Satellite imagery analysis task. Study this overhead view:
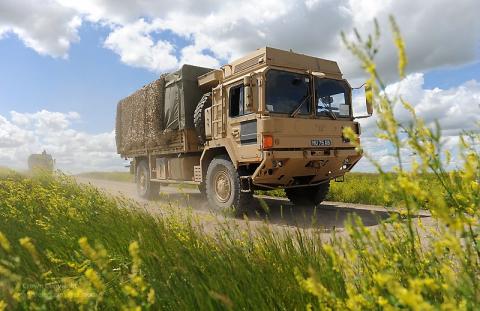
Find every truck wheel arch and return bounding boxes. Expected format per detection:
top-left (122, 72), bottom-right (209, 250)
top-left (200, 146), bottom-right (237, 181)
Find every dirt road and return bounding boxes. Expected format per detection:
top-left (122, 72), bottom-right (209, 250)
top-left (75, 177), bottom-right (432, 234)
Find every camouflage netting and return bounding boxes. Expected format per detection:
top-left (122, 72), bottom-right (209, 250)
top-left (116, 65), bottom-right (212, 155)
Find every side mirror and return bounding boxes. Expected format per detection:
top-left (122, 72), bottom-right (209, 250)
top-left (244, 76), bottom-right (253, 111)
top-left (365, 82), bottom-right (373, 115)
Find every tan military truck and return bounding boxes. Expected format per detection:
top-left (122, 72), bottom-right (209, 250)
top-left (116, 47), bottom-right (372, 212)
top-left (28, 150), bottom-right (55, 173)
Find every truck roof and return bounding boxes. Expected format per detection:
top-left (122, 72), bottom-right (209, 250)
top-left (226, 46), bottom-right (342, 78)
top-left (198, 47), bottom-right (343, 88)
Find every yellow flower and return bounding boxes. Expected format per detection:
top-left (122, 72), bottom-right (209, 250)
top-left (390, 16), bottom-right (408, 78)
top-left (147, 288), bottom-right (155, 305)
top-left (19, 237), bottom-right (40, 265)
top-left (79, 237), bottom-right (97, 260)
top-left (63, 287), bottom-right (92, 305)
top-left (12, 292), bottom-right (21, 302)
top-left (373, 273), bottom-right (392, 287)
top-left (123, 285), bottom-right (138, 297)
top-left (0, 232), bottom-right (10, 252)
top-left (85, 268), bottom-right (105, 291)
top-left (27, 290), bottom-right (35, 300)
top-left (377, 296), bottom-right (389, 307)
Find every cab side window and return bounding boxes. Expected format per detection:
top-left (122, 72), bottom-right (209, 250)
top-left (229, 84), bottom-right (245, 117)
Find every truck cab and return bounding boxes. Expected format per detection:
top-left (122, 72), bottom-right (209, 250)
top-left (195, 47), bottom-right (370, 211)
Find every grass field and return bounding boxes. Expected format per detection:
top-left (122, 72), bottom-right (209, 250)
top-left (0, 172), bottom-right (478, 309)
top-left (77, 171), bottom-right (134, 183)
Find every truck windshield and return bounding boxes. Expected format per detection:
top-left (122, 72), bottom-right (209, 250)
top-left (315, 78), bottom-right (350, 118)
top-left (265, 70), bottom-right (311, 115)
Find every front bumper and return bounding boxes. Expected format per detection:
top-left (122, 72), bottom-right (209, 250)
top-left (251, 148), bottom-right (361, 189)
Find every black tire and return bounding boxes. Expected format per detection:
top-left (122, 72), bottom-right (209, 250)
top-left (285, 182), bottom-right (330, 206)
top-left (205, 156), bottom-right (252, 215)
top-left (136, 160), bottom-right (160, 200)
top-left (194, 93), bottom-right (212, 144)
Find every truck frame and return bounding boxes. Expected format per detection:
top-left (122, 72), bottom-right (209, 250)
top-left (117, 47), bottom-right (372, 213)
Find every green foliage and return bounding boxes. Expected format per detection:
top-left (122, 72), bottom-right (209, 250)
top-left (0, 171), bottom-right (477, 310)
top-left (257, 173), bottom-right (444, 207)
top-left (77, 171), bottom-right (133, 183)
top-left (327, 173), bottom-right (444, 206)
top-left (0, 174), bottom-right (336, 309)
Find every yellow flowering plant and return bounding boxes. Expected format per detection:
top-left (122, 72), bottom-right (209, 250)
top-left (294, 16), bottom-right (479, 310)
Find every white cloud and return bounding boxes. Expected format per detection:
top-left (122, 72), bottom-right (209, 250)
top-left (0, 0), bottom-right (81, 58)
top-left (179, 45), bottom-right (220, 69)
top-left (91, 0), bottom-right (479, 77)
top-left (385, 74), bottom-right (480, 135)
top-left (340, 0), bottom-right (480, 81)
top-left (353, 74), bottom-right (480, 172)
top-left (0, 110), bottom-right (125, 173)
top-left (104, 19), bottom-right (178, 72)
top-left (10, 110), bottom-right (80, 132)
top-left (0, 115), bottom-right (32, 148)
top-left (1, 0), bottom-right (478, 75)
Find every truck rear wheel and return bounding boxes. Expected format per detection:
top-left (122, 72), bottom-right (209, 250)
top-left (205, 157), bottom-right (252, 215)
top-left (136, 160), bottom-right (160, 200)
top-left (194, 92), bottom-right (212, 144)
top-left (285, 182), bottom-right (330, 207)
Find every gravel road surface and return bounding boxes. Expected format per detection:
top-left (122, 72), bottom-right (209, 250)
top-left (75, 177), bottom-right (433, 235)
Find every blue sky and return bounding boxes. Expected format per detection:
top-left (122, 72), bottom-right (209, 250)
top-left (0, 0), bottom-right (478, 172)
top-left (0, 23), bottom-right (156, 133)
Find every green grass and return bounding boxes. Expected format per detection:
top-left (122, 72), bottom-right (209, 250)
top-left (77, 171), bottom-right (133, 183)
top-left (0, 173), bottom-right (477, 309)
top-left (256, 172), bottom-right (443, 207)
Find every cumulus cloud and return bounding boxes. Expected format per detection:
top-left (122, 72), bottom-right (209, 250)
top-left (0, 0), bottom-right (81, 58)
top-left (0, 115), bottom-right (32, 148)
top-left (0, 110), bottom-right (125, 173)
top-left (356, 73), bottom-right (480, 138)
top-left (3, 0), bottom-right (476, 76)
top-left (62, 0), bottom-right (479, 78)
top-left (352, 74), bottom-right (480, 171)
top-left (104, 19), bottom-right (178, 72)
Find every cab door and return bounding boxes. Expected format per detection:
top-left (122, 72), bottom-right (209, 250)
top-left (227, 81), bottom-right (261, 163)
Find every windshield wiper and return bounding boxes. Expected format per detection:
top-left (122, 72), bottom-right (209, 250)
top-left (290, 93), bottom-right (311, 117)
top-left (324, 104), bottom-right (337, 120)
top-left (318, 96), bottom-right (337, 120)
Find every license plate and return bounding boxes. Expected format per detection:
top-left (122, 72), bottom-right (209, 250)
top-left (311, 139), bottom-right (332, 146)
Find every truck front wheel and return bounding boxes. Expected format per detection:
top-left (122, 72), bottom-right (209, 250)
top-left (205, 157), bottom-right (252, 215)
top-left (285, 182), bottom-right (330, 207)
top-left (136, 160), bottom-right (160, 200)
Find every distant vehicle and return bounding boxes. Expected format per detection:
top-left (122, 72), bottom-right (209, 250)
top-left (28, 150), bottom-right (54, 173)
top-left (116, 47), bottom-right (372, 213)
